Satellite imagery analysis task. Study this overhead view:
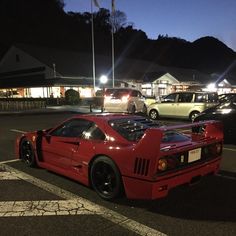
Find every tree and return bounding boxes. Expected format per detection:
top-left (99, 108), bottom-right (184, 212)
top-left (109, 10), bottom-right (130, 32)
top-left (65, 89), bottom-right (80, 105)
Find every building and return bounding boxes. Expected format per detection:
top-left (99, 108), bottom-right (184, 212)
top-left (0, 43), bottom-right (235, 98)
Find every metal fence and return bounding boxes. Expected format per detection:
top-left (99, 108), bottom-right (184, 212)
top-left (0, 99), bottom-right (46, 111)
top-left (0, 97), bottom-right (103, 111)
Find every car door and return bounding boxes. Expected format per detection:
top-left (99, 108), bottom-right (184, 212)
top-left (158, 93), bottom-right (178, 117)
top-left (176, 93), bottom-right (194, 118)
top-left (40, 118), bottom-right (93, 170)
top-left (70, 124), bottom-right (106, 179)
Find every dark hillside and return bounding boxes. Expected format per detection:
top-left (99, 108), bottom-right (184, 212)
top-left (0, 0), bottom-right (236, 81)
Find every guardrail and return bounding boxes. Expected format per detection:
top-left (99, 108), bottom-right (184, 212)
top-left (0, 97), bottom-right (103, 111)
top-left (0, 99), bottom-right (46, 111)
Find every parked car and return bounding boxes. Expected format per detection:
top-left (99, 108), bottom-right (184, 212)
top-left (104, 88), bottom-right (146, 113)
top-left (147, 91), bottom-right (218, 121)
top-left (218, 93), bottom-right (236, 103)
top-left (193, 94), bottom-right (236, 144)
top-left (144, 96), bottom-right (158, 106)
top-left (16, 113), bottom-right (223, 200)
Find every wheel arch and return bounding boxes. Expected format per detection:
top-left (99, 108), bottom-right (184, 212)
top-left (127, 101), bottom-right (136, 113)
top-left (19, 136), bottom-right (38, 167)
top-left (189, 110), bottom-right (200, 121)
top-left (149, 108), bottom-right (159, 119)
top-left (88, 154), bottom-right (122, 185)
top-left (18, 135), bottom-right (27, 159)
top-left (88, 154), bottom-right (125, 199)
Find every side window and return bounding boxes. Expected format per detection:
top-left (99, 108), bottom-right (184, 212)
top-left (137, 91), bottom-right (143, 98)
top-left (50, 119), bottom-right (93, 138)
top-left (178, 93), bottom-right (193, 103)
top-left (207, 93), bottom-right (218, 102)
top-left (195, 94), bottom-right (207, 102)
top-left (131, 90), bottom-right (138, 97)
top-left (83, 125), bottom-right (106, 141)
top-left (163, 93), bottom-right (177, 103)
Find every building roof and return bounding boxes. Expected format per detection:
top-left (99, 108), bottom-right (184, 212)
top-left (15, 44), bottom-right (214, 82)
top-left (0, 43), bottom-right (218, 87)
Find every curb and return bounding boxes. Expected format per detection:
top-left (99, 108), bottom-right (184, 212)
top-left (0, 106), bottom-right (103, 116)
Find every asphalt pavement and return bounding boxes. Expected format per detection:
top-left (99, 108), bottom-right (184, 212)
top-left (1, 105), bottom-right (236, 236)
top-left (1, 105), bottom-right (236, 176)
top-left (0, 105), bottom-right (100, 116)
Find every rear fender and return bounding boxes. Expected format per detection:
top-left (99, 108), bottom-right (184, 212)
top-left (203, 120), bottom-right (223, 140)
top-left (135, 128), bottom-right (163, 157)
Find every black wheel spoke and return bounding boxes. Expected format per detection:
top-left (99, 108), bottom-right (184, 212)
top-left (20, 139), bottom-right (36, 167)
top-left (91, 157), bottom-right (122, 200)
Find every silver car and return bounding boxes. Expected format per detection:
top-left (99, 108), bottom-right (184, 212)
top-left (147, 92), bottom-right (218, 121)
top-left (104, 88), bottom-right (146, 113)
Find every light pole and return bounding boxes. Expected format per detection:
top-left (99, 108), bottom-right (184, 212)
top-left (100, 75), bottom-right (108, 112)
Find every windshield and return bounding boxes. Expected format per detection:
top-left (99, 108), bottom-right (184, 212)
top-left (214, 95), bottom-right (236, 109)
top-left (105, 89), bottom-right (131, 99)
top-left (109, 117), bottom-right (160, 141)
top-left (109, 117), bottom-right (190, 142)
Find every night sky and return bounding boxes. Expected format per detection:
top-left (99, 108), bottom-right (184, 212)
top-left (64, 0), bottom-right (236, 52)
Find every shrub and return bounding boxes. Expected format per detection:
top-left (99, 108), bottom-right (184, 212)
top-left (65, 89), bottom-right (80, 105)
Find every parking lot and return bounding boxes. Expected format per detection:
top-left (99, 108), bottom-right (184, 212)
top-left (0, 111), bottom-right (236, 236)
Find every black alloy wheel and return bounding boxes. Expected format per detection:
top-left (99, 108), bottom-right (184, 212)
top-left (90, 156), bottom-right (123, 200)
top-left (149, 109), bottom-right (159, 120)
top-left (20, 138), bottom-right (37, 167)
top-left (128, 103), bottom-right (136, 114)
top-left (190, 111), bottom-right (200, 121)
top-left (142, 104), bottom-right (147, 114)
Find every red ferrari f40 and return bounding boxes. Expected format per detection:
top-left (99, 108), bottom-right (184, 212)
top-left (16, 114), bottom-right (223, 200)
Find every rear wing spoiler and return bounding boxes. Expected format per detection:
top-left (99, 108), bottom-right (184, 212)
top-left (160, 120), bottom-right (223, 140)
top-left (135, 120), bottom-right (223, 157)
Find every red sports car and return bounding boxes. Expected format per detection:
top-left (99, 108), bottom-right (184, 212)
top-left (16, 114), bottom-right (223, 200)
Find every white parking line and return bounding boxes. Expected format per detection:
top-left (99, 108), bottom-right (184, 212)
top-left (0, 159), bottom-right (20, 165)
top-left (223, 147), bottom-right (236, 152)
top-left (0, 171), bottom-right (20, 180)
top-left (0, 200), bottom-right (92, 217)
top-left (217, 173), bottom-right (236, 180)
top-left (0, 161), bottom-right (167, 236)
top-left (10, 129), bottom-right (26, 134)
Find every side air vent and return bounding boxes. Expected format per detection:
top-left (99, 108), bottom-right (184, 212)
top-left (134, 158), bottom-right (150, 176)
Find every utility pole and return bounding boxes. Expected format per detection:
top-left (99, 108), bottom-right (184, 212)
top-left (91, 0), bottom-right (99, 93)
top-left (111, 0), bottom-right (115, 88)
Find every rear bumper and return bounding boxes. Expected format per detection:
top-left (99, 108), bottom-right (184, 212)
top-left (104, 103), bottom-right (128, 112)
top-left (122, 157), bottom-right (221, 200)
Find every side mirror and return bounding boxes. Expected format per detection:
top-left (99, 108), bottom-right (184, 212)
top-left (37, 130), bottom-right (46, 136)
top-left (37, 130), bottom-right (51, 143)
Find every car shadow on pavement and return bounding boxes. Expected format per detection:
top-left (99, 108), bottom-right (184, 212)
top-left (115, 175), bottom-right (236, 222)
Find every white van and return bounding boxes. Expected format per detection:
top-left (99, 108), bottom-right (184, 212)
top-left (147, 91), bottom-right (218, 121)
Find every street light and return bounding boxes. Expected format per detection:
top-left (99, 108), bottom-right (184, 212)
top-left (100, 75), bottom-right (108, 112)
top-left (207, 83), bottom-right (216, 92)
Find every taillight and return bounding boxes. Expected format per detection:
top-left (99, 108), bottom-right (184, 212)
top-left (157, 156), bottom-right (180, 172)
top-left (215, 143), bottom-right (222, 154)
top-left (210, 142), bottom-right (222, 155)
top-left (157, 159), bottom-right (168, 171)
top-left (104, 95), bottom-right (110, 102)
top-left (121, 95), bottom-right (129, 102)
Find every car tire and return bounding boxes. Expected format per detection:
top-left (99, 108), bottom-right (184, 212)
top-left (90, 156), bottom-right (123, 200)
top-left (149, 109), bottom-right (159, 120)
top-left (20, 138), bottom-right (37, 167)
top-left (189, 111), bottom-right (200, 121)
top-left (128, 104), bottom-right (136, 114)
top-left (142, 104), bottom-right (147, 114)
